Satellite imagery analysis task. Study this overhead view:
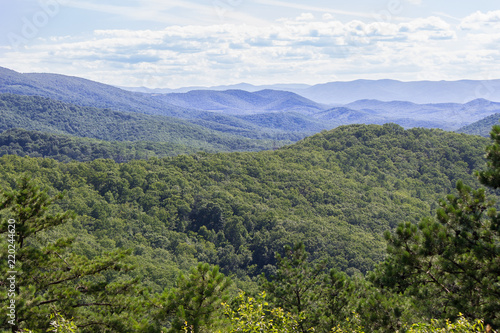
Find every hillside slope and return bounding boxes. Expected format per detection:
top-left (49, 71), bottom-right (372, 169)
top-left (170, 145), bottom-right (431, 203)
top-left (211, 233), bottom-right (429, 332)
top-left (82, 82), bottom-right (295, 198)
top-left (0, 93), bottom-right (284, 151)
top-left (153, 89), bottom-right (328, 115)
top-left (0, 128), bottom-right (208, 162)
top-left (0, 124), bottom-right (489, 292)
top-left (457, 113), bottom-right (500, 137)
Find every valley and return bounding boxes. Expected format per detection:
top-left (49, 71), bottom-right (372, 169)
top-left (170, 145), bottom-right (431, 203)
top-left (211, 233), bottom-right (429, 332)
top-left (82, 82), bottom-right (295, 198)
top-left (0, 66), bottom-right (498, 332)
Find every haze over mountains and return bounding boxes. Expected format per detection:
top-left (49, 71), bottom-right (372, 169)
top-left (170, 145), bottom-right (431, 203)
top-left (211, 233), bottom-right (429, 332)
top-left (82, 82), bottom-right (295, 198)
top-left (123, 79), bottom-right (500, 104)
top-left (1, 66), bottom-right (500, 150)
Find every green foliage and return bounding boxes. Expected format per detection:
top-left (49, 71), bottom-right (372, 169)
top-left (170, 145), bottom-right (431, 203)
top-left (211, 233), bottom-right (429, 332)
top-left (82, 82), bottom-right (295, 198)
top-left (407, 314), bottom-right (489, 333)
top-left (154, 263), bottom-right (232, 333)
top-left (330, 312), bottom-right (365, 333)
top-left (22, 312), bottom-right (78, 333)
top-left (329, 314), bottom-right (493, 333)
top-left (0, 128), bottom-right (205, 162)
top-left (0, 124), bottom-right (490, 291)
top-left (0, 177), bottom-right (141, 332)
top-left (372, 179), bottom-right (500, 326)
top-left (477, 124), bottom-right (500, 188)
top-left (372, 126), bottom-right (500, 327)
top-left (46, 313), bottom-right (78, 333)
top-left (222, 291), bottom-right (304, 333)
top-left (0, 93), bottom-right (285, 152)
top-left (0, 123), bottom-right (497, 331)
top-left (261, 242), bottom-right (325, 332)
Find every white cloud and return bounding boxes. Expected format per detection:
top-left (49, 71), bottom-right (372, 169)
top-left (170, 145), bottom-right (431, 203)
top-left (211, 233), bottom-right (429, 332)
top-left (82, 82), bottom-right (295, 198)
top-left (1, 10), bottom-right (499, 87)
top-left (400, 16), bottom-right (451, 31)
top-left (296, 13), bottom-right (315, 21)
top-left (460, 10), bottom-right (500, 30)
top-left (322, 13), bottom-right (334, 20)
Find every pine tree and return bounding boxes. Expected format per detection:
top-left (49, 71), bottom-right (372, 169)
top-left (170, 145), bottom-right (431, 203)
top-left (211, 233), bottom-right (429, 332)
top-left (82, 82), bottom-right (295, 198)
top-left (371, 126), bottom-right (500, 327)
top-left (0, 176), bottom-right (143, 332)
top-left (153, 263), bottom-right (231, 333)
top-left (261, 242), bottom-right (325, 332)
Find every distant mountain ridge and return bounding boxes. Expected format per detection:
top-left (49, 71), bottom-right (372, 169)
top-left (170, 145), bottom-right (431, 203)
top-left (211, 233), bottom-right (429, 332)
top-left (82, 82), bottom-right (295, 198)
top-left (0, 66), bottom-right (189, 116)
top-left (123, 78), bottom-right (500, 104)
top-left (343, 98), bottom-right (500, 130)
top-left (2, 66), bottom-right (500, 138)
top-left (292, 79), bottom-right (500, 104)
top-left (120, 82), bottom-right (311, 94)
top-left (152, 89), bottom-right (329, 115)
top-left (457, 113), bottom-right (500, 137)
top-left (0, 93), bottom-right (286, 151)
top-left (0, 67), bottom-right (326, 141)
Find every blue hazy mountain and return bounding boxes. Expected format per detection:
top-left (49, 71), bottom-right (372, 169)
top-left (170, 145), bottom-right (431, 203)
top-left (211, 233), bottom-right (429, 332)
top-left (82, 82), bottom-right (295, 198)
top-left (120, 82), bottom-right (311, 94)
top-left (457, 113), bottom-right (500, 137)
top-left (291, 79), bottom-right (500, 104)
top-left (123, 78), bottom-right (500, 104)
top-left (0, 66), bottom-right (194, 117)
top-left (0, 67), bottom-right (325, 140)
top-left (152, 89), bottom-right (329, 115)
top-left (2, 66), bottom-right (500, 137)
top-left (344, 98), bottom-right (500, 130)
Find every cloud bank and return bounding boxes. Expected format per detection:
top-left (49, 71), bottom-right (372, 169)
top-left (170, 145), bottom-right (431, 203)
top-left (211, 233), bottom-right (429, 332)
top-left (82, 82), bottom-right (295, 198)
top-left (1, 9), bottom-right (499, 88)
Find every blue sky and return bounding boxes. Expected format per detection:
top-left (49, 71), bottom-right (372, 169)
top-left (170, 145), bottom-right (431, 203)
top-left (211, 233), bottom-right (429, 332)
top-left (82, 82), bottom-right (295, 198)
top-left (1, 0), bottom-right (499, 88)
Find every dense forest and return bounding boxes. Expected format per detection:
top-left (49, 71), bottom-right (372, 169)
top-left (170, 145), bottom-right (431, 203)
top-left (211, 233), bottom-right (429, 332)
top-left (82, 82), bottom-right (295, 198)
top-left (0, 128), bottom-right (213, 162)
top-left (0, 123), bottom-right (498, 332)
top-left (0, 93), bottom-right (293, 152)
top-left (458, 113), bottom-right (500, 137)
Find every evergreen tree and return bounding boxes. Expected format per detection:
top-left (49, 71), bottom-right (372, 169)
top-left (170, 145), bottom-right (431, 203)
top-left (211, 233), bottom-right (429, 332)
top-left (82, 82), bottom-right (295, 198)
top-left (153, 263), bottom-right (231, 333)
top-left (261, 242), bottom-right (325, 332)
top-left (0, 177), bottom-right (142, 332)
top-left (371, 126), bottom-right (500, 327)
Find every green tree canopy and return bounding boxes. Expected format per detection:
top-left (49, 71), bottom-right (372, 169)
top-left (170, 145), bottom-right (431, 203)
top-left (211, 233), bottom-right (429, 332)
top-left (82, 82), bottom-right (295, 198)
top-left (371, 126), bottom-right (500, 327)
top-left (0, 177), bottom-right (142, 332)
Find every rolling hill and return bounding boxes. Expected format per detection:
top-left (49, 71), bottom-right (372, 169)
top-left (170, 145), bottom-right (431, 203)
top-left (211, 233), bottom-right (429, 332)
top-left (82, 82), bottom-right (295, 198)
top-left (123, 78), bottom-right (500, 104)
top-left (0, 124), bottom-right (490, 290)
top-left (0, 93), bottom-right (286, 151)
top-left (0, 128), bottom-right (209, 162)
top-left (3, 66), bottom-right (500, 139)
top-left (151, 89), bottom-right (328, 115)
top-left (457, 113), bottom-right (500, 137)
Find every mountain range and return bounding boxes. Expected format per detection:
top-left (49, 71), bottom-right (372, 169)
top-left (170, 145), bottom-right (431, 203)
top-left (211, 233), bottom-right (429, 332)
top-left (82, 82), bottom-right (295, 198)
top-left (1, 66), bottom-right (500, 149)
top-left (122, 79), bottom-right (500, 104)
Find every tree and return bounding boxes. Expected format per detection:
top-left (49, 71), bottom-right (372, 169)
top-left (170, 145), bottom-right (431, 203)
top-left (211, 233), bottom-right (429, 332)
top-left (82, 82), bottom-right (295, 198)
top-left (407, 314), bottom-right (489, 333)
top-left (154, 263), bottom-right (231, 333)
top-left (477, 124), bottom-right (500, 189)
top-left (261, 242), bottom-right (325, 332)
top-left (318, 269), bottom-right (356, 331)
top-left (371, 126), bottom-right (500, 327)
top-left (22, 312), bottom-right (78, 333)
top-left (0, 176), bottom-right (142, 332)
top-left (222, 291), bottom-right (303, 333)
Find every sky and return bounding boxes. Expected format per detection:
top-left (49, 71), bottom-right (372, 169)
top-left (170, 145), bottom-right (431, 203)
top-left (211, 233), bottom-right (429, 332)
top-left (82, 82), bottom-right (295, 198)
top-left (0, 0), bottom-right (499, 88)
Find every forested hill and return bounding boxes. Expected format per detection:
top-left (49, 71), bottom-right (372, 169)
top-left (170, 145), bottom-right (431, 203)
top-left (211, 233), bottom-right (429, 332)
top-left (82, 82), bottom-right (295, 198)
top-left (4, 67), bottom-right (500, 135)
top-left (0, 93), bottom-right (288, 151)
top-left (457, 112), bottom-right (500, 137)
top-left (0, 124), bottom-right (489, 293)
top-left (0, 66), bottom-right (191, 116)
top-left (0, 128), bottom-right (208, 162)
